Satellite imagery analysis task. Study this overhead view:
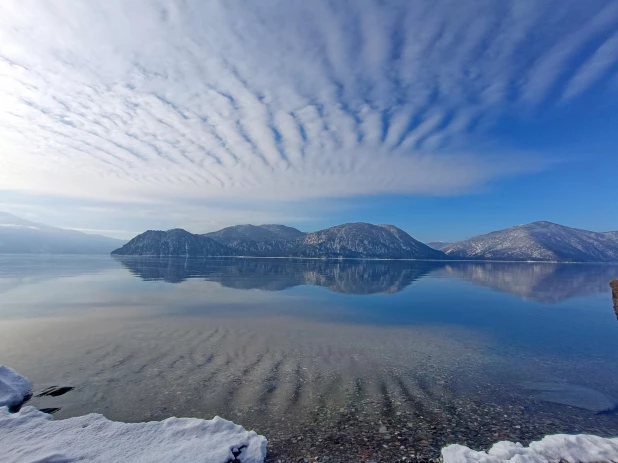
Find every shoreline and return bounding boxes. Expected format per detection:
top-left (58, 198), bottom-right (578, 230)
top-left (5, 365), bottom-right (618, 462)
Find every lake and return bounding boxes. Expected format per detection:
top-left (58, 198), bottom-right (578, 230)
top-left (1, 255), bottom-right (617, 461)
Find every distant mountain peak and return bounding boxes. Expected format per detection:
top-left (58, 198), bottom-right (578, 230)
top-left (112, 228), bottom-right (234, 257)
top-left (260, 223), bottom-right (296, 227)
top-left (0, 212), bottom-right (124, 254)
top-left (204, 224), bottom-right (303, 245)
top-left (525, 221), bottom-right (570, 228)
top-left (165, 228), bottom-right (192, 234)
top-left (0, 211), bottom-right (43, 227)
top-left (258, 224), bottom-right (305, 240)
top-left (443, 221), bottom-right (618, 262)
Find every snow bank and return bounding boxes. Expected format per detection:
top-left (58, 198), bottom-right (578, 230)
top-left (443, 434), bottom-right (618, 463)
top-left (0, 406), bottom-right (267, 463)
top-left (0, 366), bottom-right (265, 462)
top-left (0, 365), bottom-right (32, 407)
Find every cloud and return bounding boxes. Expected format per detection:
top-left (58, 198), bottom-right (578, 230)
top-left (562, 31), bottom-right (618, 101)
top-left (0, 0), bottom-right (615, 209)
top-left (520, 1), bottom-right (618, 104)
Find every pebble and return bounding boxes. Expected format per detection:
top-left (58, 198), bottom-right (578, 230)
top-left (260, 387), bottom-right (618, 463)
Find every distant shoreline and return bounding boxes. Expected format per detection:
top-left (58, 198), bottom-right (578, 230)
top-left (111, 254), bottom-right (618, 264)
top-left (2, 253), bottom-right (618, 264)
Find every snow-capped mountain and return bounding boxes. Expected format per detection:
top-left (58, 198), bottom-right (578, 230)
top-left (442, 221), bottom-right (618, 262)
top-left (111, 229), bottom-right (235, 257)
top-left (603, 231), bottom-right (618, 240)
top-left (113, 223), bottom-right (446, 259)
top-left (0, 212), bottom-right (124, 254)
top-left (292, 223), bottom-right (445, 259)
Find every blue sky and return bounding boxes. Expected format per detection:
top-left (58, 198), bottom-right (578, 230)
top-left (0, 0), bottom-right (617, 241)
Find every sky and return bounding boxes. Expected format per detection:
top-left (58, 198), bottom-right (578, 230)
top-left (1, 0), bottom-right (617, 242)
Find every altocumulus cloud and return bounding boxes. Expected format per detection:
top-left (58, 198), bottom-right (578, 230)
top-left (0, 0), bottom-right (617, 205)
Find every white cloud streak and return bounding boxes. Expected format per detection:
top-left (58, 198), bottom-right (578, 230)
top-left (562, 31), bottom-right (618, 101)
top-left (0, 0), bottom-right (616, 207)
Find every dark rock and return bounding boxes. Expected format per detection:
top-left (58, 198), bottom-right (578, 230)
top-left (609, 279), bottom-right (618, 318)
top-left (36, 386), bottom-right (74, 397)
top-left (39, 408), bottom-right (61, 414)
top-left (227, 444), bottom-right (246, 463)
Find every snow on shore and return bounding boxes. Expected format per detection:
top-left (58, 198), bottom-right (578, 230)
top-left (0, 406), bottom-right (267, 463)
top-left (443, 434), bottom-right (618, 463)
top-left (0, 365), bottom-right (32, 407)
top-left (0, 365), bottom-right (266, 462)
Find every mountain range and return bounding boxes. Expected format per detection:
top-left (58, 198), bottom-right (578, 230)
top-left (113, 222), bottom-right (446, 260)
top-left (113, 220), bottom-right (618, 262)
top-left (0, 212), bottom-right (124, 254)
top-left (2, 211), bottom-right (618, 262)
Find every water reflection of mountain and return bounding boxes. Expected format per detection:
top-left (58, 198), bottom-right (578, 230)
top-left (114, 257), bottom-right (445, 295)
top-left (441, 262), bottom-right (618, 303)
top-left (2, 255), bottom-right (616, 302)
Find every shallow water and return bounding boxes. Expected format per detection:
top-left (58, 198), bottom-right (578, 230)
top-left (1, 256), bottom-right (617, 461)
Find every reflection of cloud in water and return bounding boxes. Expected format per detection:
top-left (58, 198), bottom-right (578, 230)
top-left (441, 262), bottom-right (618, 303)
top-left (114, 256), bottom-right (444, 295)
top-left (0, 313), bottom-right (490, 436)
top-left (0, 255), bottom-right (121, 294)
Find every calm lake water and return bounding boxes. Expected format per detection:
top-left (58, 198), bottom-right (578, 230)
top-left (1, 255), bottom-right (618, 461)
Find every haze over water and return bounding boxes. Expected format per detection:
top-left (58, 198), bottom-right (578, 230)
top-left (1, 255), bottom-right (617, 461)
